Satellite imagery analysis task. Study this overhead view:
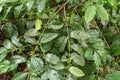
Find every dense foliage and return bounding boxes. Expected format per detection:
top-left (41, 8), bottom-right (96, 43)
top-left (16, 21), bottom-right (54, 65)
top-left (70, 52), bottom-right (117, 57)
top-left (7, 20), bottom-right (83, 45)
top-left (0, 0), bottom-right (120, 80)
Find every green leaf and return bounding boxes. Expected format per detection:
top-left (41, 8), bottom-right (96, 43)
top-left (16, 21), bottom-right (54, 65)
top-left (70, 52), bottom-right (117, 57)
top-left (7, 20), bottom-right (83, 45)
top-left (69, 66), bottom-right (85, 77)
top-left (24, 35), bottom-right (36, 44)
top-left (1, 23), bottom-right (18, 38)
top-left (0, 5), bottom-right (3, 13)
top-left (30, 57), bottom-right (43, 71)
top-left (25, 28), bottom-right (38, 37)
top-left (8, 64), bottom-right (18, 72)
top-left (85, 5), bottom-right (96, 23)
top-left (84, 48), bottom-right (93, 60)
top-left (35, 18), bottom-right (42, 30)
top-left (11, 36), bottom-right (22, 47)
top-left (0, 47), bottom-right (8, 54)
top-left (48, 24), bottom-right (63, 30)
top-left (54, 36), bottom-right (67, 53)
top-left (71, 44), bottom-right (83, 56)
top-left (10, 55), bottom-right (27, 64)
top-left (0, 54), bottom-right (7, 62)
top-left (14, 4), bottom-right (23, 18)
top-left (3, 40), bottom-right (15, 49)
top-left (41, 42), bottom-right (53, 53)
top-left (70, 30), bottom-right (90, 41)
top-left (49, 63), bottom-right (65, 70)
top-left (38, 0), bottom-right (47, 13)
top-left (93, 52), bottom-right (101, 66)
top-left (106, 71), bottom-right (120, 80)
top-left (40, 13), bottom-right (49, 19)
top-left (45, 54), bottom-right (60, 65)
top-left (71, 52), bottom-right (85, 66)
top-left (41, 69), bottom-right (61, 80)
top-left (0, 60), bottom-right (10, 74)
top-left (4, 0), bottom-right (18, 3)
top-left (12, 72), bottom-right (28, 80)
top-left (0, 6), bottom-right (12, 20)
top-left (41, 33), bottom-right (59, 43)
top-left (26, 0), bottom-right (34, 11)
top-left (96, 5), bottom-right (109, 21)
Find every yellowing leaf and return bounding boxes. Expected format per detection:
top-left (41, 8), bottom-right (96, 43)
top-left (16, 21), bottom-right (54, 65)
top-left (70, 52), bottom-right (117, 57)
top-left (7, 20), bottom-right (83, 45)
top-left (35, 18), bottom-right (42, 30)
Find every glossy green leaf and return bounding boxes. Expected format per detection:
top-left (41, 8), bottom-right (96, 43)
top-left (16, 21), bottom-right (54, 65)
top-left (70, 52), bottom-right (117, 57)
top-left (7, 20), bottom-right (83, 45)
top-left (30, 57), bottom-right (43, 71)
top-left (12, 72), bottom-right (28, 80)
top-left (25, 28), bottom-right (38, 37)
top-left (49, 63), bottom-right (65, 70)
top-left (10, 55), bottom-right (27, 64)
top-left (3, 40), bottom-right (15, 49)
top-left (45, 54), bottom-right (60, 65)
top-left (11, 36), bottom-right (22, 47)
top-left (38, 0), bottom-right (47, 13)
top-left (71, 44), bottom-right (83, 56)
top-left (24, 35), bottom-right (36, 44)
top-left (35, 18), bottom-right (42, 30)
top-left (0, 5), bottom-right (2, 13)
top-left (106, 71), bottom-right (120, 80)
top-left (0, 60), bottom-right (10, 74)
top-left (26, 0), bottom-right (34, 11)
top-left (0, 47), bottom-right (8, 54)
top-left (41, 42), bottom-right (53, 53)
top-left (14, 4), bottom-right (23, 18)
top-left (0, 54), bottom-right (7, 62)
top-left (70, 30), bottom-right (90, 41)
top-left (96, 5), bottom-right (109, 21)
top-left (71, 52), bottom-right (85, 66)
top-left (54, 36), bottom-right (67, 53)
top-left (93, 52), bottom-right (101, 66)
top-left (0, 6), bottom-right (12, 20)
top-left (85, 5), bottom-right (96, 23)
top-left (48, 24), bottom-right (63, 30)
top-left (1, 23), bottom-right (18, 38)
top-left (69, 66), bottom-right (85, 77)
top-left (41, 69), bottom-right (61, 80)
top-left (84, 48), bottom-right (93, 60)
top-left (41, 33), bottom-right (59, 43)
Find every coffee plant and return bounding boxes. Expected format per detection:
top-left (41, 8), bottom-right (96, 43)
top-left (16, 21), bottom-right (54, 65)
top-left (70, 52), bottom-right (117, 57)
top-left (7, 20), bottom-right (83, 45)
top-left (0, 0), bottom-right (120, 80)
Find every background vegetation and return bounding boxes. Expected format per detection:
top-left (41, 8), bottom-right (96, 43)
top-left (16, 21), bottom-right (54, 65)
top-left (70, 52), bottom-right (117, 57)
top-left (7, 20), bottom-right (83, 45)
top-left (0, 0), bottom-right (120, 80)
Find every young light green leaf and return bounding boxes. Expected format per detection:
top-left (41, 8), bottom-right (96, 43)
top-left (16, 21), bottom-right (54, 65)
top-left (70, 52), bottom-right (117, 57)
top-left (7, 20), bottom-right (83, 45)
top-left (85, 5), bottom-right (96, 23)
top-left (96, 5), bottom-right (109, 21)
top-left (69, 66), bottom-right (85, 77)
top-left (41, 33), bottom-right (59, 43)
top-left (45, 54), bottom-right (60, 65)
top-left (35, 18), bottom-right (42, 30)
top-left (12, 72), bottom-right (28, 80)
top-left (10, 55), bottom-right (27, 64)
top-left (93, 52), bottom-right (101, 66)
top-left (71, 44), bottom-right (83, 56)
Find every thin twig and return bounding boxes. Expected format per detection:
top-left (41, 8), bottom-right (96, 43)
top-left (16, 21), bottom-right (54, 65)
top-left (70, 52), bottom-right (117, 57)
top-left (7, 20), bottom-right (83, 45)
top-left (93, 20), bottom-right (110, 48)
